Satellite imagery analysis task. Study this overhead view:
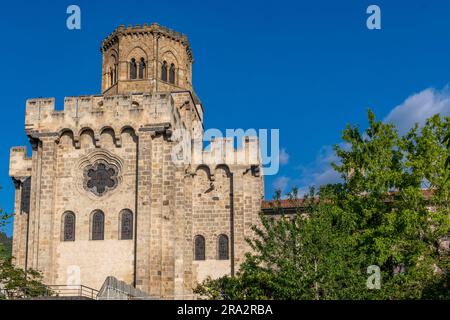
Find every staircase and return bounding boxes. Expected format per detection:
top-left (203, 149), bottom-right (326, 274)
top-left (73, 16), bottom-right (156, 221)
top-left (97, 276), bottom-right (153, 300)
top-left (2, 277), bottom-right (152, 300)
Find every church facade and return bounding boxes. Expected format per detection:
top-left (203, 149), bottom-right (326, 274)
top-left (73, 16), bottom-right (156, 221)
top-left (9, 23), bottom-right (264, 299)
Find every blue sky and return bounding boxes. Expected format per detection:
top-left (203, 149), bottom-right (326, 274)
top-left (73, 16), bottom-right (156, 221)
top-left (1, 0), bottom-right (450, 236)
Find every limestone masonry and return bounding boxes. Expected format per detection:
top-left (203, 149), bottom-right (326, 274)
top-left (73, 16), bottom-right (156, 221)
top-left (9, 23), bottom-right (264, 299)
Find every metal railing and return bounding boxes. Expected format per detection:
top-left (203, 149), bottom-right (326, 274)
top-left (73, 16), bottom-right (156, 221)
top-left (0, 285), bottom-right (99, 300)
top-left (48, 285), bottom-right (99, 300)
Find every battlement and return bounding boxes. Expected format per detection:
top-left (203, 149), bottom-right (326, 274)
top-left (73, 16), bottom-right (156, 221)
top-left (9, 147), bottom-right (32, 179)
top-left (101, 22), bottom-right (192, 61)
top-left (25, 93), bottom-right (183, 138)
top-left (194, 136), bottom-right (261, 168)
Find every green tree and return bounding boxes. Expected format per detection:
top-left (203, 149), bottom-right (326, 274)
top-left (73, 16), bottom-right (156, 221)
top-left (332, 111), bottom-right (449, 299)
top-left (197, 188), bottom-right (366, 300)
top-left (195, 111), bottom-right (449, 300)
top-left (0, 188), bottom-right (50, 300)
top-left (0, 202), bottom-right (11, 260)
top-left (0, 231), bottom-right (12, 260)
top-left (0, 258), bottom-right (50, 300)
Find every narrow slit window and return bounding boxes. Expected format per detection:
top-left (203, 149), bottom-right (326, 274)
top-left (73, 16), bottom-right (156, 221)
top-left (169, 63), bottom-right (175, 84)
top-left (139, 58), bottom-right (146, 79)
top-left (161, 61), bottom-right (168, 82)
top-left (130, 58), bottom-right (137, 80)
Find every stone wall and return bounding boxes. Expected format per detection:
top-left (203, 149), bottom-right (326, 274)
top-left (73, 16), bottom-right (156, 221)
top-left (101, 23), bottom-right (193, 95)
top-left (9, 23), bottom-right (264, 299)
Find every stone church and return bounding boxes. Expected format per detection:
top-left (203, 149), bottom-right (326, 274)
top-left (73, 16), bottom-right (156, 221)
top-left (9, 23), bottom-right (264, 299)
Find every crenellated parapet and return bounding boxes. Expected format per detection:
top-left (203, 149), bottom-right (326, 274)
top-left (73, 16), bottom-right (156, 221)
top-left (188, 136), bottom-right (262, 179)
top-left (25, 93), bottom-right (185, 145)
top-left (9, 147), bottom-right (32, 183)
top-left (101, 23), bottom-right (192, 62)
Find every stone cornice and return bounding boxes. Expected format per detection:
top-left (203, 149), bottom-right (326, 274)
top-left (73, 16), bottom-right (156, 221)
top-left (101, 23), bottom-right (193, 62)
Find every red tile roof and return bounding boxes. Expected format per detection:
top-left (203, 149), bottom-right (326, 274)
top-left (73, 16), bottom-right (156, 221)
top-left (262, 189), bottom-right (434, 209)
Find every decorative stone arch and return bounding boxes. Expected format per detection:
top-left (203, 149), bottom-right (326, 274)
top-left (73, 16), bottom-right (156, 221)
top-left (120, 126), bottom-right (138, 145)
top-left (75, 149), bottom-right (124, 200)
top-left (126, 46), bottom-right (149, 80)
top-left (195, 165), bottom-right (213, 181)
top-left (79, 127), bottom-right (96, 148)
top-left (108, 49), bottom-right (119, 64)
top-left (58, 128), bottom-right (76, 138)
top-left (214, 165), bottom-right (231, 194)
top-left (123, 44), bottom-right (151, 62)
top-left (78, 127), bottom-right (95, 138)
top-left (58, 128), bottom-right (76, 148)
top-left (215, 164), bottom-right (232, 178)
top-left (159, 47), bottom-right (180, 65)
top-left (159, 49), bottom-right (180, 83)
top-left (99, 126), bottom-right (118, 148)
top-left (194, 165), bottom-right (215, 195)
top-left (99, 125), bottom-right (117, 135)
top-left (120, 125), bottom-right (137, 135)
top-left (107, 49), bottom-right (119, 85)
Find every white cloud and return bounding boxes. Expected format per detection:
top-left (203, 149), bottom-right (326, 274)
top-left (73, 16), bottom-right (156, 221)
top-left (279, 148), bottom-right (289, 165)
top-left (384, 87), bottom-right (450, 135)
top-left (273, 176), bottom-right (291, 194)
top-left (295, 145), bottom-right (342, 195)
top-left (280, 86), bottom-right (450, 197)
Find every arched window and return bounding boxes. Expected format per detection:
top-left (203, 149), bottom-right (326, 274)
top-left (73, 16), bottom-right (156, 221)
top-left (169, 63), bottom-right (176, 84)
top-left (194, 235), bottom-right (205, 261)
top-left (218, 234), bottom-right (229, 260)
top-left (109, 68), bottom-right (114, 87)
top-left (113, 66), bottom-right (117, 84)
top-left (139, 58), bottom-right (146, 79)
top-left (91, 211), bottom-right (105, 240)
top-left (120, 210), bottom-right (133, 240)
top-left (63, 212), bottom-right (76, 242)
top-left (130, 58), bottom-right (137, 80)
top-left (161, 61), bottom-right (168, 82)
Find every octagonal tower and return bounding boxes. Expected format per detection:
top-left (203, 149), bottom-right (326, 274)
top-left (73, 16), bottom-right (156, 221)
top-left (101, 23), bottom-right (194, 96)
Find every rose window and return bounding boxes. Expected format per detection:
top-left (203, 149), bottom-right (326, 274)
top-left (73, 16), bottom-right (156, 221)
top-left (83, 161), bottom-right (118, 196)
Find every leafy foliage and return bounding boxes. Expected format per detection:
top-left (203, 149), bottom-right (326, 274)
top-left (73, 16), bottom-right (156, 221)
top-left (196, 111), bottom-right (450, 300)
top-left (0, 232), bottom-right (12, 260)
top-left (0, 258), bottom-right (50, 300)
top-left (0, 187), bottom-right (50, 300)
top-left (0, 203), bottom-right (12, 261)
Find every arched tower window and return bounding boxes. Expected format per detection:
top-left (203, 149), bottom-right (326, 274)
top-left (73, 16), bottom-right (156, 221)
top-left (113, 65), bottom-right (117, 84)
top-left (194, 235), bottom-right (206, 261)
top-left (109, 68), bottom-right (114, 87)
top-left (91, 210), bottom-right (105, 240)
top-left (120, 210), bottom-right (133, 240)
top-left (130, 58), bottom-right (137, 80)
top-left (63, 212), bottom-right (76, 242)
top-left (218, 234), bottom-right (229, 260)
top-left (169, 63), bottom-right (176, 84)
top-left (139, 58), bottom-right (146, 79)
top-left (161, 61), bottom-right (168, 82)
